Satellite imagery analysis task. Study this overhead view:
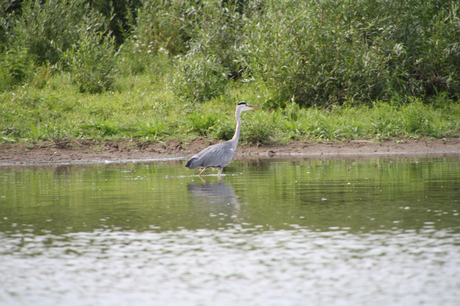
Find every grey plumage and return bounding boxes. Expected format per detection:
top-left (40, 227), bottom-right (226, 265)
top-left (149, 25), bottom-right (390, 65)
top-left (185, 102), bottom-right (260, 178)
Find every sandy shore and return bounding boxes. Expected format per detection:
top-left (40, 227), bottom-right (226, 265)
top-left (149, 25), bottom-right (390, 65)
top-left (1, 137), bottom-right (459, 166)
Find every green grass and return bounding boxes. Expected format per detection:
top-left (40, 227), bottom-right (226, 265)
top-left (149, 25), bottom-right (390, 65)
top-left (1, 70), bottom-right (459, 145)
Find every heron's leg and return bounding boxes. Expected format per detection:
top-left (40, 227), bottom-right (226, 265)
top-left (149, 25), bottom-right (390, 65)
top-left (217, 167), bottom-right (223, 181)
top-left (198, 167), bottom-right (207, 176)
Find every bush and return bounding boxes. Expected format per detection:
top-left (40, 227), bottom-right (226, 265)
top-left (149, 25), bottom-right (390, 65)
top-left (62, 31), bottom-right (118, 94)
top-left (248, 0), bottom-right (460, 107)
top-left (130, 0), bottom-right (193, 57)
top-left (3, 0), bottom-right (109, 66)
top-left (87, 0), bottom-right (143, 47)
top-left (172, 53), bottom-right (230, 102)
top-left (0, 47), bottom-right (34, 90)
top-left (170, 0), bottom-right (254, 102)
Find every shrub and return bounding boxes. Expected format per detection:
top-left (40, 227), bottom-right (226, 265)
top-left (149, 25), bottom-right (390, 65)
top-left (62, 31), bottom-right (118, 94)
top-left (172, 53), bottom-right (230, 102)
top-left (0, 47), bottom-right (34, 90)
top-left (130, 0), bottom-right (193, 57)
top-left (87, 0), bottom-right (143, 47)
top-left (3, 0), bottom-right (108, 66)
top-left (170, 0), bottom-right (254, 102)
top-left (116, 0), bottom-right (194, 76)
top-left (248, 0), bottom-right (460, 107)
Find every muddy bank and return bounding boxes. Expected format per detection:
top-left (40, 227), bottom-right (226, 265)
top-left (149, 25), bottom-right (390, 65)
top-left (1, 137), bottom-right (459, 165)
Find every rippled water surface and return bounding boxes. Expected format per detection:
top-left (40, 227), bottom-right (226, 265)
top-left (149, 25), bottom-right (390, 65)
top-left (1, 157), bottom-right (460, 305)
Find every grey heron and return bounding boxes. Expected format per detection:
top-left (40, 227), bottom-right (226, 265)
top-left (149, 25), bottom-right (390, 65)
top-left (185, 102), bottom-right (260, 178)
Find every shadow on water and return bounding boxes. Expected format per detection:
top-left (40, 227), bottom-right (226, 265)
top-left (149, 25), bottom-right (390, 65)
top-left (188, 180), bottom-right (239, 209)
top-left (188, 180), bottom-right (242, 226)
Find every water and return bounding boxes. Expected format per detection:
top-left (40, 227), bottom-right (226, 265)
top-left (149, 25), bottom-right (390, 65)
top-left (1, 157), bottom-right (459, 305)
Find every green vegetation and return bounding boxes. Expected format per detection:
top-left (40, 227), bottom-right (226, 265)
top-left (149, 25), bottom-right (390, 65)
top-left (1, 0), bottom-right (460, 145)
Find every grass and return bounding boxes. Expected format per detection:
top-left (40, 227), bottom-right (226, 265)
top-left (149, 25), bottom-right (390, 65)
top-left (1, 70), bottom-right (459, 145)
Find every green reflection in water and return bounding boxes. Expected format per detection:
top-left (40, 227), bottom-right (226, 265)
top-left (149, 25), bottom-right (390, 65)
top-left (1, 157), bottom-right (459, 236)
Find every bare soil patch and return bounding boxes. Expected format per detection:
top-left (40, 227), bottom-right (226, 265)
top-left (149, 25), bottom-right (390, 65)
top-left (1, 137), bottom-right (459, 165)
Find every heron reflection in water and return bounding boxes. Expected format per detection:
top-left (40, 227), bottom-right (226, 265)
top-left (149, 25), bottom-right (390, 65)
top-left (187, 181), bottom-right (242, 223)
top-left (186, 102), bottom-right (260, 179)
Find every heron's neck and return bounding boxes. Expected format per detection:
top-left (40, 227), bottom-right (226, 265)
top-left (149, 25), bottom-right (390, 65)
top-left (231, 109), bottom-right (242, 144)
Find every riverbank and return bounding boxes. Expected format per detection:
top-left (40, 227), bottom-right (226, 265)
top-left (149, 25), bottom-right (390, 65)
top-left (1, 137), bottom-right (459, 165)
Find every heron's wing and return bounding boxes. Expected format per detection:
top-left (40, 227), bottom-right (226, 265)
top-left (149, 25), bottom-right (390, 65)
top-left (186, 141), bottom-right (235, 169)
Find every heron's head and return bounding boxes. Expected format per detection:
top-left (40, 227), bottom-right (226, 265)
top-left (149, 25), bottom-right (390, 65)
top-left (237, 101), bottom-right (260, 112)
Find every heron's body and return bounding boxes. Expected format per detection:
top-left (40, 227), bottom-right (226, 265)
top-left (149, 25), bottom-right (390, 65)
top-left (185, 102), bottom-right (260, 178)
top-left (185, 140), bottom-right (236, 171)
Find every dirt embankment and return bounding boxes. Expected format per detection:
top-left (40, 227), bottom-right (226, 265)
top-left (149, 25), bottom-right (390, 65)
top-left (1, 137), bottom-right (459, 165)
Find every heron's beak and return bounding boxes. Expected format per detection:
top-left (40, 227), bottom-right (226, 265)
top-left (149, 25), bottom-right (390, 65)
top-left (248, 104), bottom-right (260, 109)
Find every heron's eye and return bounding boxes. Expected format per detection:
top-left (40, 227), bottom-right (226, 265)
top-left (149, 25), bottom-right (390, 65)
top-left (238, 102), bottom-right (247, 106)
